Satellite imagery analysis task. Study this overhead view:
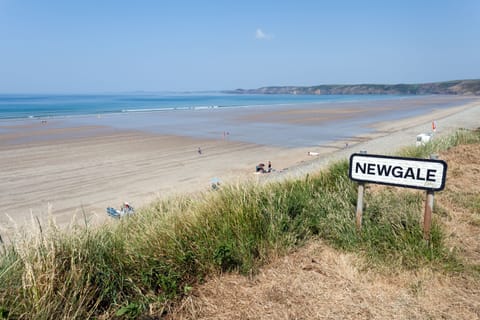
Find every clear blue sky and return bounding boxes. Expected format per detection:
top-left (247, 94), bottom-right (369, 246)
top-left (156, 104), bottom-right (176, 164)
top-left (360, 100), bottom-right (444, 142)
top-left (1, 0), bottom-right (479, 93)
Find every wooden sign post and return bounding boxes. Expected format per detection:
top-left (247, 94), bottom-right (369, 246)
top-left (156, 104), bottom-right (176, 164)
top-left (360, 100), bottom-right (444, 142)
top-left (423, 154), bottom-right (438, 241)
top-left (355, 151), bottom-right (367, 230)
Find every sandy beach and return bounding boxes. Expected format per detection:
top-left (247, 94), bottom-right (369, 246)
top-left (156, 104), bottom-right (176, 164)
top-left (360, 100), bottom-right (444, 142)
top-left (0, 96), bottom-right (479, 235)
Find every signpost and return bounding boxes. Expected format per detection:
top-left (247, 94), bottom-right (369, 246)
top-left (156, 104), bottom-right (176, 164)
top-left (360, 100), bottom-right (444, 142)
top-left (349, 152), bottom-right (447, 240)
top-left (355, 151), bottom-right (367, 230)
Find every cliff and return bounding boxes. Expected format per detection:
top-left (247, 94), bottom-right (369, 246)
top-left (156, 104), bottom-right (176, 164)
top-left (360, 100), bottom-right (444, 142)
top-left (227, 79), bottom-right (480, 96)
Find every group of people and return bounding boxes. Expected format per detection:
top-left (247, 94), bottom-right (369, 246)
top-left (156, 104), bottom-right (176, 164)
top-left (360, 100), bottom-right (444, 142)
top-left (255, 161), bottom-right (272, 173)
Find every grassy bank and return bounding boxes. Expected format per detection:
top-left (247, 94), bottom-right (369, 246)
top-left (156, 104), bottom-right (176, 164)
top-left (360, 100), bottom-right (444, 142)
top-left (1, 129), bottom-right (479, 319)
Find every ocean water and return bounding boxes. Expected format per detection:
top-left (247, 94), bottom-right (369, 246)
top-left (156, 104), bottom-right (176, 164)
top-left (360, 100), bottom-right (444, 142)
top-left (1, 93), bottom-right (475, 147)
top-left (0, 92), bottom-right (405, 120)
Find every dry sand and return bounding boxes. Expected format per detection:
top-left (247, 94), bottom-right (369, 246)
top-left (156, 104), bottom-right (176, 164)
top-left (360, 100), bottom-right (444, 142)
top-left (0, 97), bottom-right (479, 236)
top-left (0, 126), bottom-right (313, 233)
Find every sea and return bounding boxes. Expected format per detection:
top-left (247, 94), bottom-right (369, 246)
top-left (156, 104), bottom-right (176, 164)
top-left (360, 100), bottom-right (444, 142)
top-left (0, 92), bottom-right (407, 120)
top-left (0, 93), bottom-right (475, 147)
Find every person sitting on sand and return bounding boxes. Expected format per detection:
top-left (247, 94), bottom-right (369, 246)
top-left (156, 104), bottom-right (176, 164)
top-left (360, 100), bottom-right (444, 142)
top-left (256, 163), bottom-right (265, 173)
top-left (210, 177), bottom-right (221, 190)
top-left (122, 202), bottom-right (133, 213)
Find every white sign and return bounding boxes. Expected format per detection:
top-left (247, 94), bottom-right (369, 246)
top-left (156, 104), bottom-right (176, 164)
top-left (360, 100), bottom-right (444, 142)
top-left (349, 153), bottom-right (447, 191)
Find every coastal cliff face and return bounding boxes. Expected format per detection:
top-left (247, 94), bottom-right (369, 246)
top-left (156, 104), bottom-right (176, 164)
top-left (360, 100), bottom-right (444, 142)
top-left (228, 79), bottom-right (480, 95)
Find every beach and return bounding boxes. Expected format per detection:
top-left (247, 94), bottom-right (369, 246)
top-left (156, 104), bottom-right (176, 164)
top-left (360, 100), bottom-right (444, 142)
top-left (0, 95), bottom-right (479, 235)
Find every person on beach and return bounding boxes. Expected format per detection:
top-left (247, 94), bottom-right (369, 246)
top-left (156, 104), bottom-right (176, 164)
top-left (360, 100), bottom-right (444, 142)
top-left (256, 163), bottom-right (265, 173)
top-left (198, 147), bottom-right (202, 155)
top-left (122, 202), bottom-right (132, 212)
top-left (255, 162), bottom-right (272, 173)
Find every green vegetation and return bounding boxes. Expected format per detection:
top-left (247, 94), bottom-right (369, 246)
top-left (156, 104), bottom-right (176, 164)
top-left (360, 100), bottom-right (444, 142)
top-left (0, 129), bottom-right (479, 319)
top-left (399, 128), bottom-right (480, 158)
top-left (229, 79), bottom-right (480, 95)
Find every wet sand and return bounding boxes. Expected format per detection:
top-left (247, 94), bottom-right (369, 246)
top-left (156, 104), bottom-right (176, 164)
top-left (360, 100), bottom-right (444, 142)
top-left (0, 95), bottom-right (479, 235)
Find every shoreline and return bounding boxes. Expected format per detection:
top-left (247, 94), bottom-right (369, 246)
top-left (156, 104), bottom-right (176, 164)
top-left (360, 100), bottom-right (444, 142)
top-left (270, 100), bottom-right (480, 182)
top-left (2, 95), bottom-right (476, 148)
top-left (0, 93), bottom-right (458, 122)
top-left (0, 96), bottom-right (479, 236)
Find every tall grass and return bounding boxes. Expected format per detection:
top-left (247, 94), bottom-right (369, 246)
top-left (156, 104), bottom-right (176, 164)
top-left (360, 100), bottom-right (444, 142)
top-left (399, 128), bottom-right (480, 158)
top-left (0, 128), bottom-right (478, 319)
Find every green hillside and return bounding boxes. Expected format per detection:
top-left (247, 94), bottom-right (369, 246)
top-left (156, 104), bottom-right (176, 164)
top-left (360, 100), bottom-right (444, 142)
top-left (1, 129), bottom-right (479, 319)
top-left (228, 79), bottom-right (480, 95)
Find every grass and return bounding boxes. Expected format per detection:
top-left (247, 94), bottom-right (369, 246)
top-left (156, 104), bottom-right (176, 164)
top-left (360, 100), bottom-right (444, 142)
top-left (399, 127), bottom-right (480, 159)
top-left (0, 128), bottom-right (479, 319)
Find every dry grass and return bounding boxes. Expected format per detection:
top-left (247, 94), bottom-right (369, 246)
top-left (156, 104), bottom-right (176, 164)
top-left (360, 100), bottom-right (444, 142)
top-left (169, 135), bottom-right (480, 320)
top-left (171, 241), bottom-right (479, 320)
top-left (437, 143), bottom-right (480, 266)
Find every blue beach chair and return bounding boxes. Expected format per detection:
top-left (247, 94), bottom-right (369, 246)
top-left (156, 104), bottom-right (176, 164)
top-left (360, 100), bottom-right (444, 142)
top-left (106, 202), bottom-right (134, 219)
top-left (107, 207), bottom-right (122, 219)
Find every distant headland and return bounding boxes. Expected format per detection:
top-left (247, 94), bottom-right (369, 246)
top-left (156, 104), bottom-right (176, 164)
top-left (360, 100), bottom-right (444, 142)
top-left (226, 79), bottom-right (480, 96)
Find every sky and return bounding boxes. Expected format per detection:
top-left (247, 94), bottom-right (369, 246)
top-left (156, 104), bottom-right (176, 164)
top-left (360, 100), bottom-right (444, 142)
top-left (0, 0), bottom-right (479, 93)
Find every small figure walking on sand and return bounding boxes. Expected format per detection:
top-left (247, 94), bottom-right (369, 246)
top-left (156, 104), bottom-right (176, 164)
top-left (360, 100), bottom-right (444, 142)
top-left (198, 147), bottom-right (202, 155)
top-left (267, 161), bottom-right (272, 173)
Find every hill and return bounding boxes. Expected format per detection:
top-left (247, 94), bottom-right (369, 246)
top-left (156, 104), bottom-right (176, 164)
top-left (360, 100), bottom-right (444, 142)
top-left (169, 140), bottom-right (480, 319)
top-left (228, 79), bottom-right (480, 96)
top-left (1, 127), bottom-right (479, 319)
